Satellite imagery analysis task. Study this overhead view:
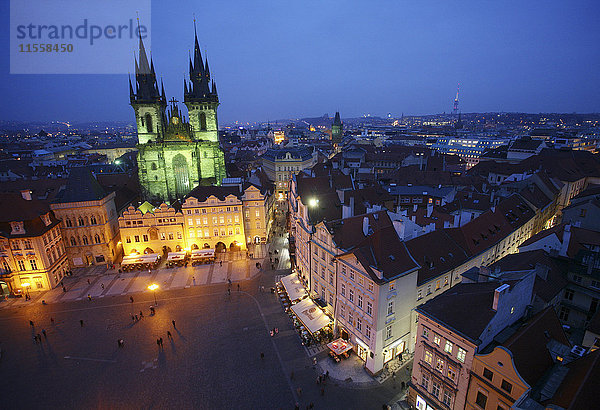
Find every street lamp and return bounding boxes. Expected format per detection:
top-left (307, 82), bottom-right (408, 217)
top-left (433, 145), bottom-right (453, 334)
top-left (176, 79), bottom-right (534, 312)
top-left (148, 283), bottom-right (159, 306)
top-left (22, 282), bottom-right (31, 299)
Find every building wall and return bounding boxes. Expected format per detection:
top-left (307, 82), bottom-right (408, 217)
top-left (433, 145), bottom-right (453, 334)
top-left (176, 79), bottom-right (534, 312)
top-left (241, 185), bottom-right (268, 245)
top-left (465, 347), bottom-right (529, 410)
top-left (182, 194), bottom-right (247, 251)
top-left (0, 224), bottom-right (68, 292)
top-left (409, 314), bottom-right (478, 410)
top-left (119, 204), bottom-right (185, 256)
top-left (51, 192), bottom-right (121, 267)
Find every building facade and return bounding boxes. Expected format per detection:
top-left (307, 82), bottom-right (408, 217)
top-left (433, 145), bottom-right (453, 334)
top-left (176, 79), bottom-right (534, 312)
top-left (0, 191), bottom-right (68, 294)
top-left (50, 168), bottom-right (121, 267)
top-left (132, 30), bottom-right (226, 202)
top-left (262, 147), bottom-right (317, 199)
top-left (118, 202), bottom-right (185, 257)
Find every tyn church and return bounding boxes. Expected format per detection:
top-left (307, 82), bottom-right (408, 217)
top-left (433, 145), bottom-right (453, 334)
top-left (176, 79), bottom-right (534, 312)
top-left (130, 29), bottom-right (226, 202)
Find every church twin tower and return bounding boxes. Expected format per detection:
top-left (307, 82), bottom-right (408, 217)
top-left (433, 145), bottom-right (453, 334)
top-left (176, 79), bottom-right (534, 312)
top-left (130, 29), bottom-right (226, 202)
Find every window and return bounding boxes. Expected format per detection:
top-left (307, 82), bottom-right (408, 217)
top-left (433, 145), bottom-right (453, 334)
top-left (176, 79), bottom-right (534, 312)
top-left (385, 325), bottom-right (393, 339)
top-left (82, 236), bottom-right (89, 245)
top-left (65, 219), bottom-right (72, 227)
top-left (559, 306), bottom-right (570, 321)
top-left (443, 390), bottom-right (452, 406)
top-left (94, 234), bottom-right (101, 244)
top-left (349, 289), bottom-right (354, 303)
top-left (457, 348), bottom-right (466, 363)
top-left (70, 237), bottom-right (77, 246)
top-left (340, 304), bottom-right (345, 319)
top-left (142, 234), bottom-right (148, 242)
top-left (90, 216), bottom-right (97, 224)
top-left (444, 340), bottom-right (453, 354)
top-left (341, 266), bottom-right (346, 276)
top-left (348, 311), bottom-right (354, 326)
top-left (328, 293), bottom-right (333, 306)
top-left (564, 289), bottom-right (574, 301)
top-left (422, 327), bottom-right (430, 339)
top-left (422, 373), bottom-right (430, 390)
top-left (357, 317), bottom-right (362, 332)
top-left (365, 326), bottom-right (371, 340)
top-left (424, 350), bottom-right (433, 365)
top-left (329, 273), bottom-right (334, 285)
top-left (367, 301), bottom-right (373, 316)
top-left (433, 335), bottom-right (441, 346)
top-left (387, 300), bottom-right (394, 316)
top-left (358, 295), bottom-right (363, 309)
top-left (483, 368), bottom-right (493, 381)
top-left (160, 233), bottom-right (166, 240)
top-left (255, 209), bottom-right (260, 217)
top-left (213, 217), bottom-right (218, 224)
top-left (30, 260), bottom-right (38, 270)
top-left (573, 275), bottom-right (582, 284)
top-left (23, 240), bottom-right (32, 249)
top-left (501, 380), bottom-right (512, 394)
top-left (368, 282), bottom-right (374, 292)
top-left (214, 229), bottom-right (219, 237)
top-left (389, 281), bottom-right (395, 291)
top-left (349, 270), bottom-right (355, 280)
top-left (432, 381), bottom-right (441, 398)
top-left (78, 217), bottom-right (84, 226)
top-left (234, 215), bottom-right (239, 223)
top-left (417, 289), bottom-right (423, 300)
top-left (177, 232), bottom-right (182, 240)
top-left (134, 235), bottom-right (140, 243)
top-left (18, 260), bottom-right (26, 271)
top-left (475, 392), bottom-right (487, 409)
top-left (435, 358), bottom-right (445, 372)
top-left (447, 364), bottom-right (456, 380)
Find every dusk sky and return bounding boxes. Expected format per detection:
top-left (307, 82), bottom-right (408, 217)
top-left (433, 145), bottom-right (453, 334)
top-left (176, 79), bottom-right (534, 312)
top-left (1, 0), bottom-right (600, 124)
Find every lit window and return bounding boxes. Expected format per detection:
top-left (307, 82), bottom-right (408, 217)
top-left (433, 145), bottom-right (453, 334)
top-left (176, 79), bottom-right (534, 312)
top-left (424, 350), bottom-right (433, 365)
top-left (444, 340), bottom-right (453, 354)
top-left (457, 348), bottom-right (466, 363)
top-left (433, 335), bottom-right (441, 346)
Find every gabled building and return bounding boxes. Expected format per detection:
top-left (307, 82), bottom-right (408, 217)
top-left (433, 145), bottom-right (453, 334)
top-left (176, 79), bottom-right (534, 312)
top-left (0, 191), bottom-right (68, 294)
top-left (408, 273), bottom-right (536, 410)
top-left (51, 167), bottom-right (121, 267)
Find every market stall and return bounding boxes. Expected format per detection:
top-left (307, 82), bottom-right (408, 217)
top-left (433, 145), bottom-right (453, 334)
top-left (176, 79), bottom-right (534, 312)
top-left (290, 297), bottom-right (331, 334)
top-left (166, 251), bottom-right (188, 267)
top-left (191, 249), bottom-right (215, 265)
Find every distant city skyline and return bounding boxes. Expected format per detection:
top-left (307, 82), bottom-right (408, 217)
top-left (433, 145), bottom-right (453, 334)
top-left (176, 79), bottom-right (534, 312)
top-left (1, 1), bottom-right (600, 123)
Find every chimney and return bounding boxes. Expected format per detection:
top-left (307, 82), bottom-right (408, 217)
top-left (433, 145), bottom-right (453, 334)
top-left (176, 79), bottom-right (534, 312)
top-left (559, 224), bottom-right (572, 257)
top-left (427, 203), bottom-right (433, 218)
top-left (349, 196), bottom-right (355, 217)
top-left (363, 216), bottom-right (370, 236)
top-left (21, 190), bottom-right (32, 201)
top-left (492, 283), bottom-right (510, 311)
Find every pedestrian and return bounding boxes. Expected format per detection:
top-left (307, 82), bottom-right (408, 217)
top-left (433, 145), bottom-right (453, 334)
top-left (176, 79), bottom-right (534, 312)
top-left (80, 319), bottom-right (84, 327)
top-left (62, 286), bottom-right (66, 293)
top-left (159, 337), bottom-right (163, 347)
top-left (260, 352), bottom-right (264, 360)
top-left (29, 320), bottom-right (34, 327)
top-left (237, 283), bottom-right (240, 292)
top-left (325, 370), bottom-right (329, 379)
top-left (131, 314), bottom-right (135, 321)
top-left (227, 288), bottom-right (231, 295)
top-left (33, 335), bottom-right (38, 343)
top-left (87, 279), bottom-right (90, 284)
top-left (50, 317), bottom-right (54, 324)
top-left (172, 320), bottom-right (176, 328)
top-left (37, 333), bottom-right (42, 341)
top-left (139, 311), bottom-right (143, 318)
top-left (167, 330), bottom-right (172, 339)
top-left (130, 296), bottom-right (134, 303)
top-left (42, 329), bottom-right (47, 338)
top-left (401, 381), bottom-right (405, 389)
top-left (296, 387), bottom-right (302, 397)
top-left (157, 338), bottom-right (161, 348)
top-left (220, 260), bottom-right (223, 267)
top-left (87, 294), bottom-right (92, 301)
top-left (135, 315), bottom-right (139, 321)
top-left (317, 376), bottom-right (321, 384)
top-left (101, 283), bottom-right (105, 290)
top-left (118, 339), bottom-right (124, 348)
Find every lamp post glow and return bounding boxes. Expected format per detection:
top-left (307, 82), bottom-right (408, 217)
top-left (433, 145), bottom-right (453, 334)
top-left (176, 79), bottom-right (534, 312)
top-left (148, 283), bottom-right (159, 306)
top-left (22, 282), bottom-right (31, 298)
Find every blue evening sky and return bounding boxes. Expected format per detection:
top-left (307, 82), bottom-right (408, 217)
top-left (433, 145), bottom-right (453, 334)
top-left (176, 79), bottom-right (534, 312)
top-left (1, 0), bottom-right (599, 123)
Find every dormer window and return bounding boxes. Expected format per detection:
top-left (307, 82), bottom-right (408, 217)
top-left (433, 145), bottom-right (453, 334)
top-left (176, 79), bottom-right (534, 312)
top-left (10, 221), bottom-right (25, 235)
top-left (41, 213), bottom-right (51, 226)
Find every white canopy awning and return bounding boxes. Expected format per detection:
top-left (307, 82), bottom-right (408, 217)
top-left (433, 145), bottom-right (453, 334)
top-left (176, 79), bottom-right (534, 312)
top-left (191, 249), bottom-right (215, 259)
top-left (280, 273), bottom-right (307, 302)
top-left (291, 298), bottom-right (331, 334)
top-left (167, 252), bottom-right (187, 261)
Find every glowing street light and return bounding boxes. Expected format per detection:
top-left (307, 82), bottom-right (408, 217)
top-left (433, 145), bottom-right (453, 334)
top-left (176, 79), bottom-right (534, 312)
top-left (148, 283), bottom-right (159, 306)
top-left (309, 198), bottom-right (319, 207)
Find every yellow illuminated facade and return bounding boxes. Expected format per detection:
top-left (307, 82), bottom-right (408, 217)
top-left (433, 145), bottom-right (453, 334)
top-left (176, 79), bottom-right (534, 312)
top-left (118, 202), bottom-right (185, 256)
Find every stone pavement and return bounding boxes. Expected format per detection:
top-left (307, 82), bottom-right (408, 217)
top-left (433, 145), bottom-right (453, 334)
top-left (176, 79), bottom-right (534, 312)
top-left (0, 257), bottom-right (261, 309)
